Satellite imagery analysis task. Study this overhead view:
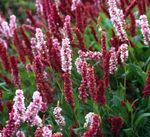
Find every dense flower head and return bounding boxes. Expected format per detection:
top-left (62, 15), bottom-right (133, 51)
top-left (2, 90), bottom-right (25, 137)
top-left (9, 15), bottom-right (17, 35)
top-left (138, 15), bottom-right (150, 45)
top-left (63, 15), bottom-right (73, 42)
top-left (42, 125), bottom-right (52, 137)
top-left (110, 116), bottom-right (123, 136)
top-left (0, 43), bottom-right (10, 72)
top-left (119, 44), bottom-right (128, 63)
top-left (0, 15), bottom-right (16, 38)
top-left (107, 0), bottom-right (128, 42)
top-left (109, 47), bottom-right (118, 74)
top-left (83, 112), bottom-right (101, 137)
top-left (60, 35), bottom-right (72, 73)
top-left (24, 91), bottom-right (43, 127)
top-left (53, 107), bottom-right (65, 127)
top-left (16, 130), bottom-right (25, 137)
top-left (52, 132), bottom-right (63, 137)
top-left (71, 0), bottom-right (81, 11)
top-left (10, 56), bottom-right (21, 88)
top-left (13, 90), bottom-right (26, 123)
top-left (86, 65), bottom-right (97, 101)
top-left (75, 58), bottom-right (89, 102)
top-left (78, 50), bottom-right (102, 60)
top-left (62, 72), bottom-right (74, 108)
top-left (96, 80), bottom-right (106, 105)
top-left (50, 38), bottom-right (62, 72)
top-left (35, 28), bottom-right (46, 50)
top-left (36, 0), bottom-right (43, 16)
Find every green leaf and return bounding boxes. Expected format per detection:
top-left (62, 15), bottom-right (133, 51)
top-left (134, 113), bottom-right (150, 129)
top-left (126, 101), bottom-right (133, 112)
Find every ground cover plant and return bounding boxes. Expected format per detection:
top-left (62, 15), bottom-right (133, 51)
top-left (0, 0), bottom-right (150, 137)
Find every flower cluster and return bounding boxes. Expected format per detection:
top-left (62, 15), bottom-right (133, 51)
top-left (75, 58), bottom-right (89, 102)
top-left (138, 15), bottom-right (150, 45)
top-left (107, 0), bottom-right (127, 42)
top-left (42, 125), bottom-right (52, 137)
top-left (35, 28), bottom-right (46, 51)
top-left (24, 91), bottom-right (43, 127)
top-left (83, 112), bottom-right (101, 137)
top-left (60, 33), bottom-right (72, 74)
top-left (0, 15), bottom-right (16, 38)
top-left (71, 0), bottom-right (81, 11)
top-left (16, 131), bottom-right (25, 137)
top-left (36, 0), bottom-right (43, 16)
top-left (109, 47), bottom-right (118, 74)
top-left (78, 50), bottom-right (102, 60)
top-left (53, 107), bottom-right (65, 127)
top-left (2, 90), bottom-right (25, 137)
top-left (110, 116), bottom-right (123, 136)
top-left (34, 125), bottom-right (63, 137)
top-left (119, 44), bottom-right (128, 63)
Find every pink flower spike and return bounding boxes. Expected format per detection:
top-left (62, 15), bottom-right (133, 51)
top-left (71, 0), bottom-right (81, 11)
top-left (119, 44), bottom-right (128, 63)
top-left (24, 91), bottom-right (43, 127)
top-left (53, 107), bottom-right (65, 127)
top-left (138, 15), bottom-right (150, 45)
top-left (107, 0), bottom-right (128, 42)
top-left (60, 35), bottom-right (72, 74)
top-left (83, 112), bottom-right (101, 137)
top-left (16, 130), bottom-right (25, 137)
top-left (109, 48), bottom-right (118, 74)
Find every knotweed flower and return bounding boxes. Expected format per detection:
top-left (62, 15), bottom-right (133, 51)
top-left (16, 131), bottom-right (25, 137)
top-left (71, 0), bottom-right (81, 11)
top-left (13, 90), bottom-right (26, 123)
top-left (9, 15), bottom-right (17, 36)
top-left (13, 30), bottom-right (26, 63)
top-left (101, 31), bottom-right (110, 87)
top-left (0, 15), bottom-right (16, 38)
top-left (35, 125), bottom-right (62, 137)
top-left (34, 125), bottom-right (52, 137)
top-left (75, 58), bottom-right (88, 102)
top-left (0, 43), bottom-right (10, 72)
top-left (42, 126), bottom-right (52, 137)
top-left (86, 65), bottom-right (97, 101)
top-left (107, 0), bottom-right (128, 42)
top-left (36, 0), bottom-right (43, 16)
top-left (64, 15), bottom-right (73, 42)
top-left (143, 70), bottom-right (150, 97)
top-left (83, 112), bottom-right (101, 137)
top-left (54, 0), bottom-right (60, 12)
top-left (10, 56), bottom-right (21, 89)
top-left (24, 91), bottom-right (43, 127)
top-left (78, 50), bottom-right (102, 60)
top-left (110, 116), bottom-right (123, 136)
top-left (62, 72), bottom-right (74, 108)
top-left (138, 15), bottom-right (150, 45)
top-left (32, 55), bottom-right (54, 103)
top-left (109, 48), bottom-right (118, 74)
top-left (50, 38), bottom-right (62, 72)
top-left (52, 132), bottom-right (63, 137)
top-left (60, 31), bottom-right (72, 74)
top-left (0, 38), bottom-right (7, 48)
top-left (35, 28), bottom-right (46, 50)
top-left (119, 44), bottom-right (128, 63)
top-left (96, 80), bottom-right (106, 105)
top-left (53, 107), bottom-right (65, 127)
top-left (2, 90), bottom-right (25, 137)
